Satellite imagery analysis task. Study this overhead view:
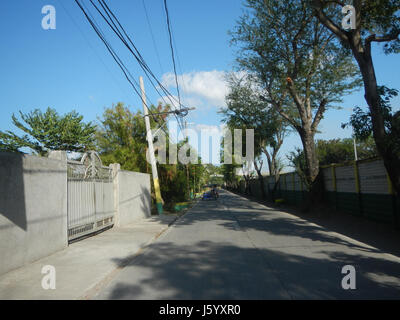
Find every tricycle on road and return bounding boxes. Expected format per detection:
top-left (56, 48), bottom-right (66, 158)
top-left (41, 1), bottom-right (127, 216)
top-left (202, 186), bottom-right (219, 200)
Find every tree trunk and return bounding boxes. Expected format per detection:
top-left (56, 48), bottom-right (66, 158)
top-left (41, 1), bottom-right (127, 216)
top-left (255, 168), bottom-right (267, 199)
top-left (245, 176), bottom-right (252, 195)
top-left (262, 147), bottom-right (276, 201)
top-left (298, 129), bottom-right (324, 212)
top-left (352, 50), bottom-right (400, 199)
top-left (300, 129), bottom-right (319, 189)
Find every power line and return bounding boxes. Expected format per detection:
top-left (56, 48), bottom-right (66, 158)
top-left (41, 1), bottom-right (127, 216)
top-left (94, 0), bottom-right (183, 111)
top-left (163, 0), bottom-right (182, 110)
top-left (90, 0), bottom-right (186, 131)
top-left (74, 0), bottom-right (169, 135)
top-left (161, 0), bottom-right (186, 131)
top-left (142, 0), bottom-right (164, 75)
top-left (56, 0), bottom-right (131, 103)
top-left (169, 18), bottom-right (189, 127)
top-left (172, 31), bottom-right (188, 99)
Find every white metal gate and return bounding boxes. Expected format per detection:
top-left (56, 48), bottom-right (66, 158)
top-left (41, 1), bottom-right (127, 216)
top-left (67, 151), bottom-right (114, 241)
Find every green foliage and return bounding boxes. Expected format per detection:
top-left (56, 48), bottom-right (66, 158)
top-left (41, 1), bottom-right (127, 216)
top-left (288, 138), bottom-right (379, 170)
top-left (96, 102), bottom-right (148, 172)
top-left (220, 73), bottom-right (288, 175)
top-left (230, 0), bottom-right (361, 119)
top-left (311, 0), bottom-right (400, 54)
top-left (221, 153), bottom-right (243, 189)
top-left (230, 0), bottom-right (362, 186)
top-left (311, 0), bottom-right (400, 195)
top-left (317, 138), bottom-right (378, 165)
top-left (159, 163), bottom-right (188, 207)
top-left (96, 102), bottom-right (209, 207)
top-left (287, 147), bottom-right (308, 181)
top-left (0, 108), bottom-right (96, 156)
top-left (204, 164), bottom-right (224, 186)
top-left (363, 0), bottom-right (400, 54)
top-left (342, 86), bottom-right (400, 157)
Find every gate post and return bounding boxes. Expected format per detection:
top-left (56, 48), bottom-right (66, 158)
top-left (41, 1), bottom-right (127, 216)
top-left (48, 150), bottom-right (67, 162)
top-left (111, 163), bottom-right (120, 227)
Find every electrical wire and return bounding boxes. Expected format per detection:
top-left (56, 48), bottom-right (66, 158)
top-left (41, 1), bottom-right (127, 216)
top-left (56, 0), bottom-right (131, 102)
top-left (142, 0), bottom-right (164, 76)
top-left (94, 0), bottom-right (184, 111)
top-left (74, 0), bottom-right (169, 135)
top-left (91, 0), bottom-right (185, 131)
top-left (163, 0), bottom-right (182, 110)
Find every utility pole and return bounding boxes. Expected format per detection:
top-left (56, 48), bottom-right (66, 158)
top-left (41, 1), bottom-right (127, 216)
top-left (184, 120), bottom-right (190, 200)
top-left (353, 137), bottom-right (358, 161)
top-left (193, 164), bottom-right (196, 195)
top-left (140, 76), bottom-right (163, 215)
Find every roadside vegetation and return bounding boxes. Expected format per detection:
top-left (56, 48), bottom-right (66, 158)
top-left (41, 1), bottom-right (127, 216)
top-left (0, 102), bottom-right (219, 212)
top-left (223, 0), bottom-right (399, 208)
top-left (1, 0), bottom-right (398, 211)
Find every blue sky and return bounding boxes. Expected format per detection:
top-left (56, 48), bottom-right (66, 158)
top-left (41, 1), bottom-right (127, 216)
top-left (0, 0), bottom-right (399, 171)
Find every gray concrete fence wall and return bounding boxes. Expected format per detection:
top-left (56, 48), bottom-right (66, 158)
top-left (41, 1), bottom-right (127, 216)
top-left (232, 158), bottom-right (398, 225)
top-left (112, 164), bottom-right (151, 227)
top-left (0, 152), bottom-right (68, 276)
top-left (0, 152), bottom-right (152, 277)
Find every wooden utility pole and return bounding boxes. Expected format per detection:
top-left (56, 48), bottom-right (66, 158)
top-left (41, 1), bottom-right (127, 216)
top-left (353, 138), bottom-right (358, 161)
top-left (193, 165), bottom-right (196, 193)
top-left (185, 120), bottom-right (190, 199)
top-left (140, 76), bottom-right (163, 215)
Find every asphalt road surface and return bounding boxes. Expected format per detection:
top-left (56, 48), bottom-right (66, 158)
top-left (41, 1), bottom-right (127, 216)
top-left (95, 190), bottom-right (400, 299)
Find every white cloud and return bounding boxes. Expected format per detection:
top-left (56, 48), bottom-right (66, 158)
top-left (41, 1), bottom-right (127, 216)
top-left (194, 124), bottom-right (221, 132)
top-left (161, 70), bottom-right (229, 109)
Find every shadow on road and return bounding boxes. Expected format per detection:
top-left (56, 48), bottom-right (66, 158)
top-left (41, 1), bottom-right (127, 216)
top-left (107, 239), bottom-right (400, 299)
top-left (228, 189), bottom-right (400, 258)
top-left (99, 191), bottom-right (400, 299)
top-left (172, 191), bottom-right (394, 256)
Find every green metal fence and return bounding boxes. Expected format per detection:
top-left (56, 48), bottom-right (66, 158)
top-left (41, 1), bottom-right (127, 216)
top-left (234, 158), bottom-right (399, 226)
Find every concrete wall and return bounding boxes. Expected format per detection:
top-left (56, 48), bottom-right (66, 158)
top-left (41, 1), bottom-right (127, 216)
top-left (112, 164), bottom-right (151, 227)
top-left (0, 152), bottom-right (68, 276)
top-left (232, 158), bottom-right (399, 225)
top-left (0, 152), bottom-right (151, 276)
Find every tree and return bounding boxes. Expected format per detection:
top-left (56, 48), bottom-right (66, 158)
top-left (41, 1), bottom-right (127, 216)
top-left (221, 157), bottom-right (242, 191)
top-left (230, 0), bottom-right (361, 195)
top-left (0, 107), bottom-right (96, 156)
top-left (220, 73), bottom-right (288, 198)
top-left (96, 102), bottom-right (207, 207)
top-left (288, 138), bottom-right (379, 169)
top-left (317, 138), bottom-right (378, 164)
top-left (96, 102), bottom-right (148, 172)
top-left (241, 160), bottom-right (256, 195)
top-left (311, 0), bottom-right (400, 195)
top-left (287, 147), bottom-right (308, 182)
top-left (203, 164), bottom-right (224, 187)
top-left (342, 86), bottom-right (400, 158)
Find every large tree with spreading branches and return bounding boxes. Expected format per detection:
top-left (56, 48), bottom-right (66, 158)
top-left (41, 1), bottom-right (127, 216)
top-left (311, 0), bottom-right (400, 196)
top-left (221, 73), bottom-right (287, 198)
top-left (230, 0), bottom-right (361, 198)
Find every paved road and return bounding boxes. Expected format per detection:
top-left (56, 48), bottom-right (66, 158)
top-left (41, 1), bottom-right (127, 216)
top-left (95, 190), bottom-right (400, 299)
